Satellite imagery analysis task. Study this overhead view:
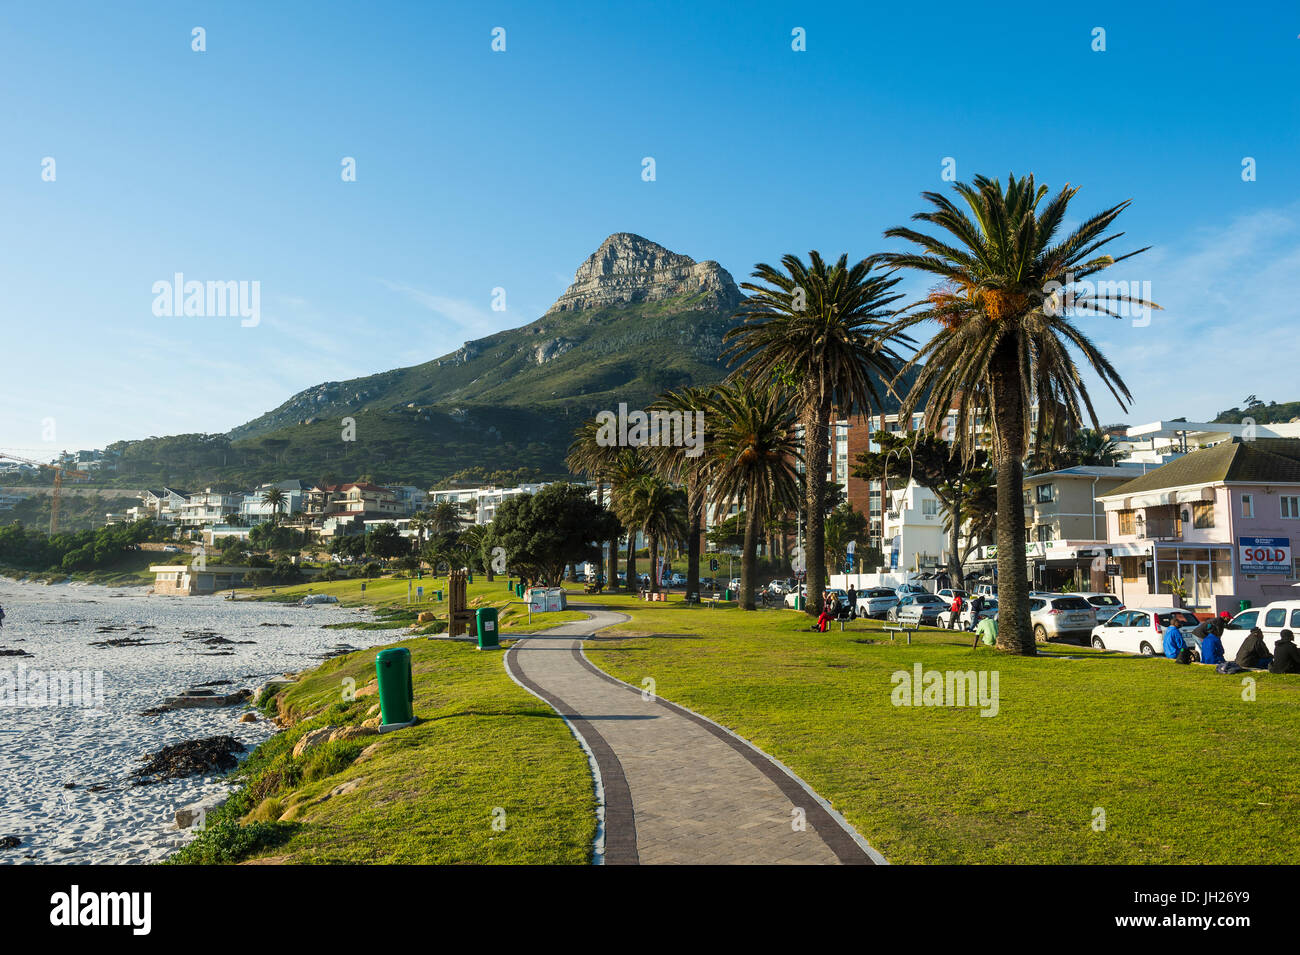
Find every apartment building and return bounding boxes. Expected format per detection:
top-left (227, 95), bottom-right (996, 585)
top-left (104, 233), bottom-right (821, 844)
top-left (1098, 437), bottom-right (1300, 614)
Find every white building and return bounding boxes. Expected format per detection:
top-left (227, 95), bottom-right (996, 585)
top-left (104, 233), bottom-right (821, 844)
top-left (430, 483), bottom-right (549, 524)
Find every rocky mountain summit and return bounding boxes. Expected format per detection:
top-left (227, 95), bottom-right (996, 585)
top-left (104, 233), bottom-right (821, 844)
top-left (546, 233), bottom-right (743, 315)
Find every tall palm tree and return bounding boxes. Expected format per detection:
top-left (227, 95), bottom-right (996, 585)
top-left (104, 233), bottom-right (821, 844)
top-left (606, 449), bottom-right (650, 589)
top-left (613, 475), bottom-right (687, 595)
top-left (701, 380), bottom-right (801, 610)
top-left (427, 501), bottom-right (463, 536)
top-left (723, 253), bottom-right (907, 616)
top-left (261, 487), bottom-right (286, 525)
top-left (647, 385), bottom-right (714, 602)
top-left (567, 418), bottom-right (626, 589)
top-left (881, 173), bottom-right (1155, 654)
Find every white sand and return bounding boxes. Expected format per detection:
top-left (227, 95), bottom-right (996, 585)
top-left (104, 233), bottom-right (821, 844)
top-left (0, 578), bottom-right (404, 864)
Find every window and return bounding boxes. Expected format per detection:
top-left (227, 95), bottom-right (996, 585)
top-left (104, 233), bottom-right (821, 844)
top-left (1130, 612), bottom-right (1151, 628)
top-left (1241, 494), bottom-right (1254, 519)
top-left (1282, 496), bottom-right (1300, 519)
top-left (1036, 484), bottom-right (1054, 503)
top-left (1036, 525), bottom-right (1055, 542)
top-left (1228, 611), bottom-right (1258, 630)
top-left (1192, 502), bottom-right (1215, 528)
top-left (922, 499), bottom-right (938, 517)
top-left (1265, 608), bottom-right (1287, 628)
top-left (1028, 599), bottom-right (1045, 612)
top-left (1107, 611), bottom-right (1129, 627)
top-left (1291, 609), bottom-right (1300, 628)
top-left (1117, 510), bottom-right (1137, 536)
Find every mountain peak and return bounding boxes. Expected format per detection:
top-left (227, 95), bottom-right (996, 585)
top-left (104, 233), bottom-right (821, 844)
top-left (546, 233), bottom-right (742, 314)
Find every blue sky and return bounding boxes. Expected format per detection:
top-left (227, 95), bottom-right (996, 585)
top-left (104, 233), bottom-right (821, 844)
top-left (2, 0), bottom-right (1297, 454)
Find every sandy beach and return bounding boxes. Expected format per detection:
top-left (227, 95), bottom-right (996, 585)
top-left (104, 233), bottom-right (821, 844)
top-left (0, 578), bottom-right (402, 864)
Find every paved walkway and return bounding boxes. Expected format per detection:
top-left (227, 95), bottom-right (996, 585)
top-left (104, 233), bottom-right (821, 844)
top-left (504, 607), bottom-right (881, 865)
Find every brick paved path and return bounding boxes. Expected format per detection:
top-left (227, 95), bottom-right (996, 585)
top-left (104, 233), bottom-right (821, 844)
top-left (504, 607), bottom-right (882, 865)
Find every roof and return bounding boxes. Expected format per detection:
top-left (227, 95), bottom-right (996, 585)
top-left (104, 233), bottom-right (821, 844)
top-left (1103, 438), bottom-right (1300, 498)
top-left (1025, 465), bottom-right (1151, 481)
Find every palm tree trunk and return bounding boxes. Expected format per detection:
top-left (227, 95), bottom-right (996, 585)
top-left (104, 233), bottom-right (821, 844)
top-left (625, 528), bottom-right (637, 591)
top-left (649, 534), bottom-right (660, 595)
top-left (947, 484), bottom-right (963, 589)
top-left (801, 400), bottom-right (829, 616)
top-left (741, 506), bottom-right (758, 611)
top-left (991, 345), bottom-right (1034, 654)
top-left (686, 477), bottom-right (702, 602)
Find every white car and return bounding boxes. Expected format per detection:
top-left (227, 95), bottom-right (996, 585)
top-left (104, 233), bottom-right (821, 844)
top-left (1089, 606), bottom-right (1199, 655)
top-left (1073, 591), bottom-right (1126, 623)
top-left (854, 587), bottom-right (900, 619)
top-left (1222, 600), bottom-right (1300, 658)
top-left (934, 588), bottom-right (969, 603)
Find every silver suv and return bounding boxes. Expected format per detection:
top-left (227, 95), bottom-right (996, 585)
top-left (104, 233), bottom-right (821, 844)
top-left (1028, 593), bottom-right (1097, 644)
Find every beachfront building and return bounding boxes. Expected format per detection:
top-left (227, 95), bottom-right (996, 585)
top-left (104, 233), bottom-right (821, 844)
top-left (383, 485), bottom-right (428, 517)
top-left (175, 489), bottom-right (244, 529)
top-left (127, 488), bottom-right (189, 524)
top-left (149, 563), bottom-right (253, 595)
top-left (429, 483), bottom-right (549, 524)
top-left (239, 480), bottom-right (310, 524)
top-left (1116, 419), bottom-right (1300, 464)
top-left (1097, 437), bottom-right (1300, 615)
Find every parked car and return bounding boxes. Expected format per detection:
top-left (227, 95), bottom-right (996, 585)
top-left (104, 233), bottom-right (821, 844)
top-left (767, 578), bottom-right (796, 595)
top-left (161, 545), bottom-right (181, 553)
top-left (935, 588), bottom-right (970, 603)
top-left (1089, 607), bottom-right (1200, 655)
top-left (1027, 593), bottom-right (1098, 644)
top-left (669, 572), bottom-right (686, 587)
top-left (895, 583), bottom-right (929, 600)
top-left (1074, 591), bottom-right (1125, 623)
top-left (727, 577), bottom-right (742, 591)
top-left (937, 597), bottom-right (998, 630)
top-left (891, 593), bottom-right (947, 626)
top-left (700, 576), bottom-right (717, 590)
top-left (784, 587), bottom-right (806, 608)
top-left (973, 583), bottom-right (998, 598)
top-left (1222, 600), bottom-right (1300, 658)
top-left (854, 587), bottom-right (900, 619)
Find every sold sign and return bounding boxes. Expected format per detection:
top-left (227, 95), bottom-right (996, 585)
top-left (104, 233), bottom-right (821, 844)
top-left (1239, 536), bottom-right (1291, 574)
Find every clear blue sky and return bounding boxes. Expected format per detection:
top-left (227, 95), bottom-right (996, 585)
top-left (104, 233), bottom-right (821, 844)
top-left (2, 0), bottom-right (1297, 455)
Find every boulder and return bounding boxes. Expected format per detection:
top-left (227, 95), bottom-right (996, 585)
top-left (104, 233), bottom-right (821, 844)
top-left (361, 716), bottom-right (381, 729)
top-left (239, 712), bottom-right (257, 723)
top-left (292, 726), bottom-right (338, 759)
top-left (354, 682), bottom-right (377, 698)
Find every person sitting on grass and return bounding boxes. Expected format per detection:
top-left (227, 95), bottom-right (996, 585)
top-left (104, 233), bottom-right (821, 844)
top-left (1235, 627), bottom-right (1272, 669)
top-left (1162, 619), bottom-right (1191, 663)
top-left (1268, 629), bottom-right (1300, 674)
top-left (1199, 620), bottom-right (1227, 666)
top-left (974, 614), bottom-right (997, 647)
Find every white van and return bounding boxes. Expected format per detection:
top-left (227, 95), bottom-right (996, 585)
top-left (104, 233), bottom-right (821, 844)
top-left (1223, 600), bottom-right (1300, 658)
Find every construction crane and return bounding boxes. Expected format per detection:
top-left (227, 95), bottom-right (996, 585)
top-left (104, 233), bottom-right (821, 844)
top-left (0, 451), bottom-right (92, 535)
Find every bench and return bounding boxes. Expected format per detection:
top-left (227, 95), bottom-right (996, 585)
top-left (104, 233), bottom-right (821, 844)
top-left (884, 625), bottom-right (916, 645)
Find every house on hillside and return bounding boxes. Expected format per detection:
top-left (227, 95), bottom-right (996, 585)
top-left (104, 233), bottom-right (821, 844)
top-left (1097, 438), bottom-right (1300, 614)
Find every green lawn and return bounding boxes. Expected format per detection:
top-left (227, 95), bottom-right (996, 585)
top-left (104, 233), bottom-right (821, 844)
top-left (243, 574), bottom-right (585, 633)
top-left (581, 597), bottom-right (1300, 865)
top-left (172, 632), bottom-right (595, 864)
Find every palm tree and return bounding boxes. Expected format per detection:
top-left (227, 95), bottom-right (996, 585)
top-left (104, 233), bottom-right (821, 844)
top-left (1068, 428), bottom-right (1123, 466)
top-left (427, 501), bottom-right (463, 536)
top-left (606, 449), bottom-right (650, 589)
top-left (700, 380), bottom-right (801, 610)
top-left (881, 173), bottom-right (1155, 654)
top-left (261, 487), bottom-right (286, 525)
top-left (723, 253), bottom-right (907, 616)
top-left (567, 418), bottom-right (627, 589)
top-left (613, 475), bottom-right (687, 595)
top-left (647, 385), bottom-right (714, 602)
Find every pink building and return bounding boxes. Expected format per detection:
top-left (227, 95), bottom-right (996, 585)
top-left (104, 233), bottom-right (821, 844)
top-left (1097, 438), bottom-right (1300, 615)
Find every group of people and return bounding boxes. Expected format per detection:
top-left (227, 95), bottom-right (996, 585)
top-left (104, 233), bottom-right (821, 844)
top-left (947, 593), bottom-right (988, 630)
top-left (1161, 612), bottom-right (1300, 674)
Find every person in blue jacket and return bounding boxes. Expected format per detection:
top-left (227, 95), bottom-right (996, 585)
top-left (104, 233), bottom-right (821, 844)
top-left (1199, 623), bottom-right (1226, 665)
top-left (1163, 620), bottom-right (1189, 662)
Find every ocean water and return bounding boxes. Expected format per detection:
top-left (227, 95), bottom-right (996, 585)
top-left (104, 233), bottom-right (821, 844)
top-left (0, 578), bottom-right (402, 864)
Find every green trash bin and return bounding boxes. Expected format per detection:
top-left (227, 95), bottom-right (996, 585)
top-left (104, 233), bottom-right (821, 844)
top-left (475, 607), bottom-right (500, 650)
top-left (516, 583), bottom-right (524, 598)
top-left (795, 595), bottom-right (805, 611)
top-left (375, 647), bottom-right (414, 727)
top-left (1239, 599), bottom-right (1252, 612)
